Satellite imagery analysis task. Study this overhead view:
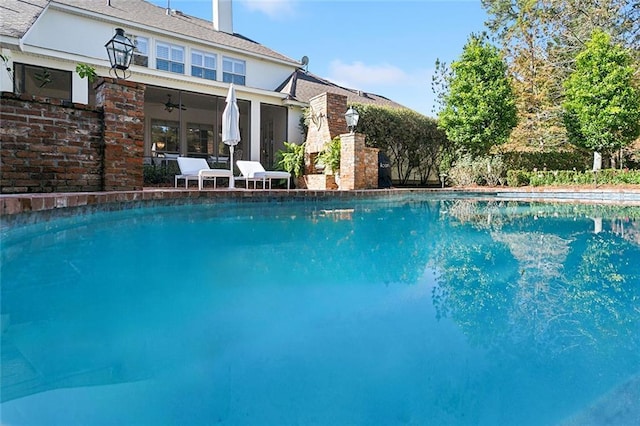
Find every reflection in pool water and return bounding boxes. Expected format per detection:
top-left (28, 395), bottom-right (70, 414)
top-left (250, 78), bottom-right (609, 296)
top-left (1, 197), bottom-right (639, 425)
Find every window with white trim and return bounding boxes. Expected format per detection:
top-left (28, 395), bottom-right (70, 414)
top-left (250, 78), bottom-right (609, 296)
top-left (192, 50), bottom-right (216, 81)
top-left (156, 42), bottom-right (185, 74)
top-left (132, 35), bottom-right (148, 67)
top-left (222, 56), bottom-right (246, 85)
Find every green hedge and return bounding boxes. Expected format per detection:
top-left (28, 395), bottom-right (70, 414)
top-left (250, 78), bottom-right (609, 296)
top-left (501, 150), bottom-right (592, 171)
top-left (506, 169), bottom-right (640, 187)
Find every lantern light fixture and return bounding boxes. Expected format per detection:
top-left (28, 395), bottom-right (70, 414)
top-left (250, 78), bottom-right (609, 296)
top-left (345, 106), bottom-right (360, 134)
top-left (105, 28), bottom-right (135, 79)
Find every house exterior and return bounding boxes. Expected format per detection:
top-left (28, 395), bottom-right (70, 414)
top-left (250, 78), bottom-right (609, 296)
top-left (0, 0), bottom-right (310, 168)
top-left (0, 0), bottom-right (411, 192)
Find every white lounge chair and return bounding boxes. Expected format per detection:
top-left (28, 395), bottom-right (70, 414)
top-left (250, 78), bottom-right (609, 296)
top-left (175, 157), bottom-right (233, 190)
top-left (235, 160), bottom-right (291, 190)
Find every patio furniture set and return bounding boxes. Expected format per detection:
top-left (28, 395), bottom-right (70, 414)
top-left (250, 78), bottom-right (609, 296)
top-left (175, 157), bottom-right (291, 190)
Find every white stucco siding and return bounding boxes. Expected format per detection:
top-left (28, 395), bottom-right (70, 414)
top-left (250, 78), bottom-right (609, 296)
top-left (23, 9), bottom-right (114, 63)
top-left (245, 59), bottom-right (296, 92)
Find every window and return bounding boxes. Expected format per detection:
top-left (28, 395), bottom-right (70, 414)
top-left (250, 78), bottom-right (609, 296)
top-left (132, 35), bottom-right (148, 67)
top-left (186, 123), bottom-right (215, 157)
top-left (156, 42), bottom-right (185, 74)
top-left (222, 57), bottom-right (246, 85)
top-left (151, 120), bottom-right (180, 154)
top-left (13, 63), bottom-right (71, 101)
top-left (192, 50), bottom-right (217, 81)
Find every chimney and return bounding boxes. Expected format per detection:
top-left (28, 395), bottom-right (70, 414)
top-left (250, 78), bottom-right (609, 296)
top-left (213, 0), bottom-right (233, 34)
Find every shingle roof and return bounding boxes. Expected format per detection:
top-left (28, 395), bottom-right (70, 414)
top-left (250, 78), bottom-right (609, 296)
top-left (0, 0), bottom-right (299, 65)
top-left (0, 0), bottom-right (49, 38)
top-left (277, 69), bottom-right (410, 111)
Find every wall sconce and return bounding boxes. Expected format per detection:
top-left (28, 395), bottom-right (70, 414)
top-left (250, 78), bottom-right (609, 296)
top-left (345, 106), bottom-right (360, 134)
top-left (105, 28), bottom-right (135, 79)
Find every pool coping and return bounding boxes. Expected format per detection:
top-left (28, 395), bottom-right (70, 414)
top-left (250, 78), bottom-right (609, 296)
top-left (1, 186), bottom-right (640, 221)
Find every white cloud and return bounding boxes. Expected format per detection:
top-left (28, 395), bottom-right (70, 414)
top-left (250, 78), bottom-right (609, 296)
top-left (240, 0), bottom-right (297, 19)
top-left (327, 60), bottom-right (408, 88)
top-left (327, 60), bottom-right (438, 116)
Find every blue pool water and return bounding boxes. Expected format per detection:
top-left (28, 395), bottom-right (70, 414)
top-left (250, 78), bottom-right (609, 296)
top-left (2, 196), bottom-right (639, 425)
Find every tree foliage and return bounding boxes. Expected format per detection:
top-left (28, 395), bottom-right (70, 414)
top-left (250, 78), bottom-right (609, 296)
top-left (481, 0), bottom-right (640, 151)
top-left (354, 103), bottom-right (449, 185)
top-left (562, 30), bottom-right (640, 154)
top-left (436, 33), bottom-right (518, 157)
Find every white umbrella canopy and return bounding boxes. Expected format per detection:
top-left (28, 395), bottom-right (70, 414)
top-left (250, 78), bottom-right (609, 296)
top-left (222, 83), bottom-right (240, 188)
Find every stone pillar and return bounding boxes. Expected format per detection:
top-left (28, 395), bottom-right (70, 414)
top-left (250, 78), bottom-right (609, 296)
top-left (95, 78), bottom-right (145, 191)
top-left (339, 132), bottom-right (366, 190)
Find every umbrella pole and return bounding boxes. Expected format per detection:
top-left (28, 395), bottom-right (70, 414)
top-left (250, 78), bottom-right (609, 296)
top-left (229, 145), bottom-right (235, 188)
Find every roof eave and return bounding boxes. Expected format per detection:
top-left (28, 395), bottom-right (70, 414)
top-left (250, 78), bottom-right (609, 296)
top-left (0, 35), bottom-right (23, 51)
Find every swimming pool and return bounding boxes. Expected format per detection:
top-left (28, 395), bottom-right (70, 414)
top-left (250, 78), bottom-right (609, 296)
top-left (2, 195), bottom-right (639, 425)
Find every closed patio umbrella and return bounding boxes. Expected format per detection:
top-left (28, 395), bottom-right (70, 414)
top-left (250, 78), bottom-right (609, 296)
top-left (222, 83), bottom-right (240, 188)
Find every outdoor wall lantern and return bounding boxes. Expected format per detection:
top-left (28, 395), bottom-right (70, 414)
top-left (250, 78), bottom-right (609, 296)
top-left (345, 106), bottom-right (360, 134)
top-left (105, 28), bottom-right (135, 79)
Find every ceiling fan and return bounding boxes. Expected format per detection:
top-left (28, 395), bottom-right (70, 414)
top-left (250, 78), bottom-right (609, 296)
top-left (164, 94), bottom-right (187, 112)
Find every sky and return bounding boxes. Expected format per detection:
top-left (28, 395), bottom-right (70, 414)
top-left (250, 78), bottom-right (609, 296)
top-left (148, 0), bottom-right (489, 117)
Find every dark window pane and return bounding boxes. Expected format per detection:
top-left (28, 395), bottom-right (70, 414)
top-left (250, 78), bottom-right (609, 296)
top-left (156, 59), bottom-right (169, 71)
top-left (204, 69), bottom-right (216, 80)
top-left (192, 66), bottom-right (203, 78)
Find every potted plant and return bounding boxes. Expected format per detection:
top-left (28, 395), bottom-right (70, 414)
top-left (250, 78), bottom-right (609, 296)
top-left (276, 141), bottom-right (305, 188)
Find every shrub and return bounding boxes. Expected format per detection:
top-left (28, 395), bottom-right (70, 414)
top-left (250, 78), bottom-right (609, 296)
top-left (501, 150), bottom-right (591, 171)
top-left (506, 168), bottom-right (640, 186)
top-left (448, 154), bottom-right (478, 187)
top-left (448, 154), bottom-right (506, 187)
top-left (506, 170), bottom-right (530, 187)
top-left (316, 137), bottom-right (341, 174)
top-left (276, 141), bottom-right (305, 178)
top-left (143, 164), bottom-right (176, 185)
top-left (477, 155), bottom-right (506, 186)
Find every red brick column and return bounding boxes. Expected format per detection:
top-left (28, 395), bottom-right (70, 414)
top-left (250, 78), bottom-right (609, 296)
top-left (339, 132), bottom-right (366, 190)
top-left (95, 78), bottom-right (145, 191)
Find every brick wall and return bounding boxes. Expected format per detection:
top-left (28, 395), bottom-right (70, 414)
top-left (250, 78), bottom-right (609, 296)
top-left (0, 78), bottom-right (146, 194)
top-left (0, 93), bottom-right (103, 193)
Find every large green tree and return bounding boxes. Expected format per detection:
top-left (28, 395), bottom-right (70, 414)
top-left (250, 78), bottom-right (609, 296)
top-left (482, 0), bottom-right (640, 150)
top-left (562, 30), bottom-right (640, 161)
top-left (437, 34), bottom-right (518, 157)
